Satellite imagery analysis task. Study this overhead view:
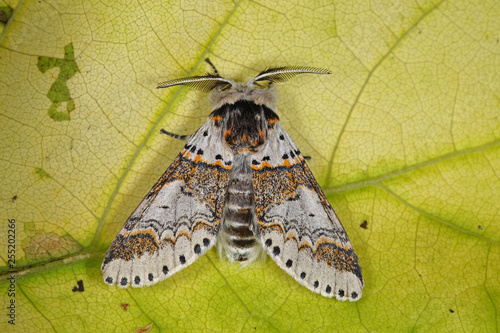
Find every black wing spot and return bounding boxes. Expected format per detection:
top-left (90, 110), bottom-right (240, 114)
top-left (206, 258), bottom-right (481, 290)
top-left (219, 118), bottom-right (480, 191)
top-left (197, 148), bottom-right (204, 155)
top-left (225, 160), bottom-right (232, 166)
top-left (215, 154), bottom-right (223, 160)
top-left (194, 244), bottom-right (201, 254)
top-left (252, 159), bottom-right (259, 165)
top-left (148, 273), bottom-right (154, 281)
top-left (272, 246), bottom-right (280, 256)
top-left (279, 135), bottom-right (285, 141)
top-left (351, 292), bottom-right (358, 299)
top-left (105, 277), bottom-right (113, 284)
top-left (162, 266), bottom-right (169, 275)
top-left (134, 276), bottom-right (140, 285)
top-left (262, 156), bottom-right (270, 161)
top-left (190, 146), bottom-right (196, 153)
top-left (300, 272), bottom-right (306, 279)
top-left (326, 285), bottom-right (332, 293)
top-left (313, 280), bottom-right (319, 288)
top-left (179, 255), bottom-right (186, 264)
top-left (289, 150), bottom-right (295, 158)
top-left (282, 153), bottom-right (288, 160)
top-left (338, 289), bottom-right (345, 297)
top-left (184, 144), bottom-right (191, 150)
top-left (309, 213), bottom-right (315, 217)
top-left (286, 259), bottom-right (293, 268)
top-left (203, 131), bottom-right (208, 137)
top-left (265, 239), bottom-right (272, 247)
top-left (203, 238), bottom-right (210, 246)
top-left (120, 277), bottom-right (128, 286)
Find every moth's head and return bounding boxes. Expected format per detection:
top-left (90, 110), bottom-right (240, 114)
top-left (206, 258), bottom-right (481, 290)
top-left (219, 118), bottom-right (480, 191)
top-left (157, 58), bottom-right (331, 110)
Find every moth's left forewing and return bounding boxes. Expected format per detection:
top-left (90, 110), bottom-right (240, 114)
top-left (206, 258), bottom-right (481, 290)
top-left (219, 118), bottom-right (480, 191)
top-left (251, 124), bottom-right (363, 301)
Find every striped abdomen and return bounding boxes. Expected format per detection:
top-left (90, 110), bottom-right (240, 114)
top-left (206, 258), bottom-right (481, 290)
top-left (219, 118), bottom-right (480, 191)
top-left (220, 154), bottom-right (260, 262)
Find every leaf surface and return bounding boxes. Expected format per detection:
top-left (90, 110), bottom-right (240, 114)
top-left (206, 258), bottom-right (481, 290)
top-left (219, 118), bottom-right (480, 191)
top-left (1, 0), bottom-right (499, 332)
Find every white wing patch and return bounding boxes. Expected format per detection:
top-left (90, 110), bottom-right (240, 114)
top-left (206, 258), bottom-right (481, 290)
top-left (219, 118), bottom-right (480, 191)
top-left (181, 121), bottom-right (234, 167)
top-left (101, 119), bottom-right (233, 288)
top-left (250, 124), bottom-right (364, 301)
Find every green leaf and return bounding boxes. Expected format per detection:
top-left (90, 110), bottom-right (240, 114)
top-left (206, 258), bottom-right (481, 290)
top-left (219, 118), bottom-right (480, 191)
top-left (1, 0), bottom-right (499, 331)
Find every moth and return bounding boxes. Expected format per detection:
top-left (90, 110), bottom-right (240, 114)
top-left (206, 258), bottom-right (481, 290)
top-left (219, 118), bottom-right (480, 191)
top-left (102, 59), bottom-right (364, 301)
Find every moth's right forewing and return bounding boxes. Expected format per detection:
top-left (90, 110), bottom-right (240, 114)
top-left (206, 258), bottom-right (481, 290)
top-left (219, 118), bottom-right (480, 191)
top-left (102, 120), bottom-right (233, 288)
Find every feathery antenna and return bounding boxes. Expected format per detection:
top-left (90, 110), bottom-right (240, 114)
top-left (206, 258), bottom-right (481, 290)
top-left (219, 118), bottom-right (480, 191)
top-left (157, 58), bottom-right (234, 92)
top-left (248, 66), bottom-right (331, 86)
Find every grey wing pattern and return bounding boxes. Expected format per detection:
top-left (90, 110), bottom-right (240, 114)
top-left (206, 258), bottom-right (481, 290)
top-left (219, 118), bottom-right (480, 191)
top-left (250, 124), bottom-right (363, 301)
top-left (102, 120), bottom-right (233, 288)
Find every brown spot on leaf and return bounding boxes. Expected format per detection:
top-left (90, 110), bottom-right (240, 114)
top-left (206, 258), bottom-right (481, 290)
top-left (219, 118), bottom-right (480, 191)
top-left (72, 280), bottom-right (84, 292)
top-left (136, 323), bottom-right (153, 333)
top-left (24, 233), bottom-right (81, 260)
